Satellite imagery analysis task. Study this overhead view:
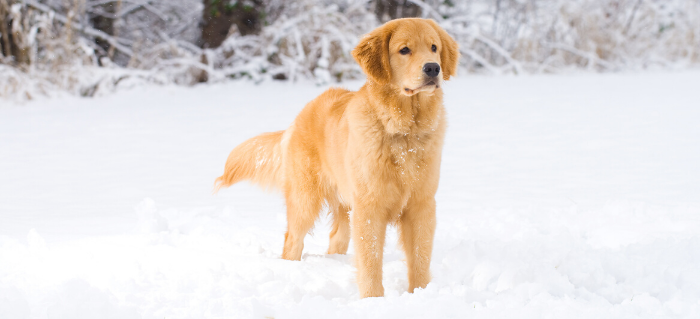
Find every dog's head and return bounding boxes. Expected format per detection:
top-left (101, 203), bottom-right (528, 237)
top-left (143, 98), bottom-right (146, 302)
top-left (352, 18), bottom-right (459, 96)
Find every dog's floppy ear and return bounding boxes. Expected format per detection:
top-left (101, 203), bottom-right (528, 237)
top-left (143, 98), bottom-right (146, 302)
top-left (427, 20), bottom-right (459, 81)
top-left (352, 24), bottom-right (393, 84)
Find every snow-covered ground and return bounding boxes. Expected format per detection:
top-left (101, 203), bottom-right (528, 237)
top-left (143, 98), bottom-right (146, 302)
top-left (1, 71), bottom-right (699, 318)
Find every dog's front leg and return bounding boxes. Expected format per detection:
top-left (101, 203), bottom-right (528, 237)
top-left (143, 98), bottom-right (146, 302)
top-left (399, 195), bottom-right (436, 293)
top-left (352, 202), bottom-right (388, 298)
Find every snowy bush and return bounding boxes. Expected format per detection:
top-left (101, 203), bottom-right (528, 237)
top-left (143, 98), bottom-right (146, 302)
top-left (431, 0), bottom-right (700, 73)
top-left (204, 0), bottom-right (375, 84)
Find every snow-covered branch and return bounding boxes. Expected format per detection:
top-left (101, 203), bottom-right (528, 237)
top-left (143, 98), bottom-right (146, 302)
top-left (25, 0), bottom-right (133, 56)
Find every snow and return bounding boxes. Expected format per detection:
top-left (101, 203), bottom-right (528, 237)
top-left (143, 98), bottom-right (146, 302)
top-left (1, 71), bottom-right (700, 318)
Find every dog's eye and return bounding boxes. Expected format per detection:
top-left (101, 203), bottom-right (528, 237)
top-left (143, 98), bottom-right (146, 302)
top-left (431, 44), bottom-right (437, 53)
top-left (399, 47), bottom-right (411, 55)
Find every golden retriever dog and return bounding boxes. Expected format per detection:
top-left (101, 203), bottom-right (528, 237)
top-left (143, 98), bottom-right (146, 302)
top-left (215, 18), bottom-right (458, 298)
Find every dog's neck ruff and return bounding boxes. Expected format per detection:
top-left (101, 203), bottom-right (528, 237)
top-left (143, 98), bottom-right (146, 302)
top-left (364, 81), bottom-right (444, 136)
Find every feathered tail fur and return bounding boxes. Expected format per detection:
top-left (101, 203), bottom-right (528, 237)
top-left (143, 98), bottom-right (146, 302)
top-left (214, 130), bottom-right (285, 193)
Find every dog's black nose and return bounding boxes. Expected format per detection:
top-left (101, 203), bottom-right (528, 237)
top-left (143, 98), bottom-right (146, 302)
top-left (423, 63), bottom-right (440, 78)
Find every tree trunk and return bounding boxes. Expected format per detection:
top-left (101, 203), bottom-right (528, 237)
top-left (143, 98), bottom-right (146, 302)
top-left (0, 0), bottom-right (30, 67)
top-left (89, 2), bottom-right (116, 58)
top-left (373, 0), bottom-right (422, 23)
top-left (0, 0), bottom-right (14, 60)
top-left (199, 0), bottom-right (264, 49)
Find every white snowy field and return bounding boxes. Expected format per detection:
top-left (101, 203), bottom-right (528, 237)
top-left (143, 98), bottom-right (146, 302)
top-left (1, 71), bottom-right (700, 318)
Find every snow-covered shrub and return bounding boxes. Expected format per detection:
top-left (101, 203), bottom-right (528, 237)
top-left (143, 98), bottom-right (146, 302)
top-left (203, 0), bottom-right (375, 84)
top-left (0, 3), bottom-right (97, 99)
top-left (0, 0), bottom-right (204, 99)
top-left (433, 0), bottom-right (700, 74)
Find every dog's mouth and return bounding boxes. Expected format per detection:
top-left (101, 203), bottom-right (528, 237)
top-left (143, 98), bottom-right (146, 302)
top-left (403, 80), bottom-right (439, 95)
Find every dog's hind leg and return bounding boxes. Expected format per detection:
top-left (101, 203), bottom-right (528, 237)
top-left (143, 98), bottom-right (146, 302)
top-left (328, 202), bottom-right (351, 255)
top-left (281, 186), bottom-right (322, 261)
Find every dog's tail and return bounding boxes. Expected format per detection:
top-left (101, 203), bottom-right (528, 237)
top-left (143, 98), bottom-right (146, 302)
top-left (214, 130), bottom-right (285, 193)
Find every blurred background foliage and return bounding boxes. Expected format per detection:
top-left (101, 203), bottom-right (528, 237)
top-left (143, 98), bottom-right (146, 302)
top-left (1, 0), bottom-right (698, 99)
